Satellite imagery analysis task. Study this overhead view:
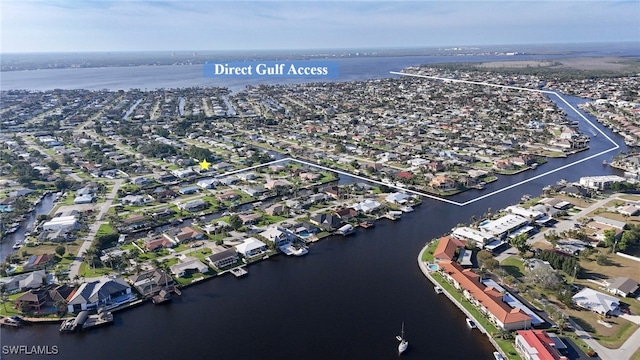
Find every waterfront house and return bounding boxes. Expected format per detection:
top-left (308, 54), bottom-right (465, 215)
top-left (15, 289), bottom-right (49, 313)
top-left (163, 226), bottom-right (205, 244)
top-left (235, 237), bottom-right (268, 258)
top-left (128, 269), bottom-right (175, 297)
top-left (265, 203), bottom-right (287, 216)
top-left (260, 226), bottom-right (295, 247)
top-left (310, 213), bottom-right (344, 231)
top-left (66, 278), bottom-right (134, 313)
top-left (206, 248), bottom-right (239, 270)
top-left (515, 330), bottom-right (568, 360)
top-left (335, 207), bottom-right (358, 222)
top-left (169, 256), bottom-right (210, 278)
top-left (144, 236), bottom-right (175, 252)
top-left (385, 192), bottom-right (411, 205)
top-left (452, 227), bottom-right (495, 249)
top-left (264, 179), bottom-right (293, 190)
top-left (238, 212), bottom-right (262, 225)
top-left (121, 194), bottom-right (153, 206)
top-left (24, 254), bottom-right (54, 271)
top-left (217, 191), bottom-right (239, 202)
top-left (572, 288), bottom-right (619, 315)
top-left (605, 277), bottom-right (639, 297)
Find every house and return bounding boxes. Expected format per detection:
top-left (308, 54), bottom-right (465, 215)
top-left (169, 256), bottom-right (210, 278)
top-left (178, 185), bottom-right (199, 195)
top-left (335, 207), bottom-right (358, 221)
top-left (572, 288), bottom-right (619, 315)
top-left (122, 214), bottom-right (147, 230)
top-left (235, 237), bottom-right (268, 257)
top-left (0, 270), bottom-right (47, 293)
top-left (128, 269), bottom-right (175, 297)
top-left (144, 236), bottom-right (175, 252)
top-left (15, 288), bottom-right (50, 313)
top-left (217, 191), bottom-right (239, 202)
top-left (197, 178), bottom-right (219, 189)
top-left (322, 186), bottom-right (340, 199)
top-left (310, 213), bottom-right (344, 231)
top-left (66, 278), bottom-right (134, 313)
top-left (74, 194), bottom-right (94, 204)
top-left (385, 192), bottom-right (411, 204)
top-left (171, 168), bottom-right (195, 179)
top-left (260, 226), bottom-right (295, 247)
top-left (264, 179), bottom-right (292, 190)
top-left (299, 172), bottom-right (321, 182)
top-left (515, 330), bottom-right (568, 360)
top-left (439, 261), bottom-right (532, 330)
top-left (132, 177), bottom-right (152, 186)
top-left (605, 277), bottom-right (639, 297)
top-left (206, 248), bottom-right (239, 270)
top-left (121, 194), bottom-right (152, 206)
top-left (24, 254), bottom-right (54, 271)
top-left (351, 199), bottom-right (382, 214)
top-left (433, 237), bottom-right (465, 262)
top-left (181, 199), bottom-right (208, 212)
top-left (163, 226), bottom-right (205, 244)
top-left (238, 212), bottom-right (262, 225)
top-left (265, 203), bottom-right (287, 216)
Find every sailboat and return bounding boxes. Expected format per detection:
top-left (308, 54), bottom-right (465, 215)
top-left (396, 322), bottom-right (408, 354)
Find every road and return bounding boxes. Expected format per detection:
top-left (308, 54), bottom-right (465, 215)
top-left (68, 179), bottom-right (124, 279)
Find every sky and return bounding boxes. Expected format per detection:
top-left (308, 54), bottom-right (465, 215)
top-left (1, 1), bottom-right (639, 53)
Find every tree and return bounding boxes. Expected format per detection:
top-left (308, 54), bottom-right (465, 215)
top-left (511, 233), bottom-right (531, 256)
top-left (229, 214), bottom-right (243, 230)
top-left (55, 245), bottom-right (66, 257)
top-left (477, 250), bottom-right (494, 265)
top-left (484, 258), bottom-right (499, 271)
top-left (603, 229), bottom-right (616, 248)
top-left (47, 160), bottom-right (60, 171)
top-left (526, 266), bottom-right (562, 290)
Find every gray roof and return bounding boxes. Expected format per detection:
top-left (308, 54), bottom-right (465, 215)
top-left (68, 278), bottom-right (130, 305)
top-left (608, 277), bottom-right (640, 294)
top-left (206, 248), bottom-right (238, 264)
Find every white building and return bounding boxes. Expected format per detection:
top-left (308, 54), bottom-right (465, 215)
top-left (579, 175), bottom-right (626, 190)
top-left (452, 227), bottom-right (495, 248)
top-left (235, 237), bottom-right (268, 257)
top-left (479, 214), bottom-right (529, 238)
top-left (43, 216), bottom-right (78, 231)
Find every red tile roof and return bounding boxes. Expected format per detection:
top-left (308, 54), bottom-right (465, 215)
top-left (439, 261), bottom-right (531, 327)
top-left (516, 330), bottom-right (568, 360)
top-left (433, 236), bottom-right (465, 261)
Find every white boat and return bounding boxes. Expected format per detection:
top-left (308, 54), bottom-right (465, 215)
top-left (400, 206), bottom-right (414, 213)
top-left (396, 322), bottom-right (408, 354)
top-left (434, 286), bottom-right (443, 294)
top-left (493, 351), bottom-right (505, 360)
top-left (466, 317), bottom-right (477, 329)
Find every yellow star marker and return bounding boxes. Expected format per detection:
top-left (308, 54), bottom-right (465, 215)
top-left (199, 159), bottom-right (210, 171)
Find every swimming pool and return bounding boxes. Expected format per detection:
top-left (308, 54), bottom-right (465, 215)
top-left (427, 264), bottom-right (439, 271)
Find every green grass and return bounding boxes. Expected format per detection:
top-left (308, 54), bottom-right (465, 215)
top-left (500, 257), bottom-right (525, 279)
top-left (79, 262), bottom-right (114, 278)
top-left (421, 240), bottom-right (440, 262)
top-left (96, 223), bottom-right (117, 237)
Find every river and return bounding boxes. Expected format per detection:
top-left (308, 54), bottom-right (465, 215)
top-left (0, 193), bottom-right (56, 259)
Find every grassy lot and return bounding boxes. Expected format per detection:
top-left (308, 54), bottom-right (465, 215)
top-left (631, 347), bottom-right (640, 360)
top-left (552, 195), bottom-right (594, 208)
top-left (618, 194), bottom-right (640, 202)
top-left (79, 262), bottom-right (113, 278)
top-left (22, 242), bottom-right (81, 258)
top-left (500, 256), bottom-right (525, 278)
top-left (96, 223), bottom-right (117, 237)
top-left (566, 310), bottom-right (638, 349)
top-left (587, 209), bottom-right (640, 227)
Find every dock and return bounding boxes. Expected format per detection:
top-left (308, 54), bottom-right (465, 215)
top-left (60, 309), bottom-right (114, 333)
top-left (0, 316), bottom-right (22, 328)
top-left (230, 267), bottom-right (248, 278)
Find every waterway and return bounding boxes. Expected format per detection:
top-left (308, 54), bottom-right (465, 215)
top-left (1, 90), bottom-right (630, 359)
top-left (0, 193), bottom-right (56, 260)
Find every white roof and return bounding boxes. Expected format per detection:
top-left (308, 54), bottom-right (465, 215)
top-left (235, 237), bottom-right (267, 254)
top-left (385, 192), bottom-right (410, 204)
top-left (505, 205), bottom-right (543, 220)
top-left (452, 227), bottom-right (494, 243)
top-left (480, 214), bottom-right (528, 236)
top-left (352, 199), bottom-right (381, 213)
top-left (572, 287), bottom-right (619, 314)
top-left (44, 215), bottom-right (78, 225)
